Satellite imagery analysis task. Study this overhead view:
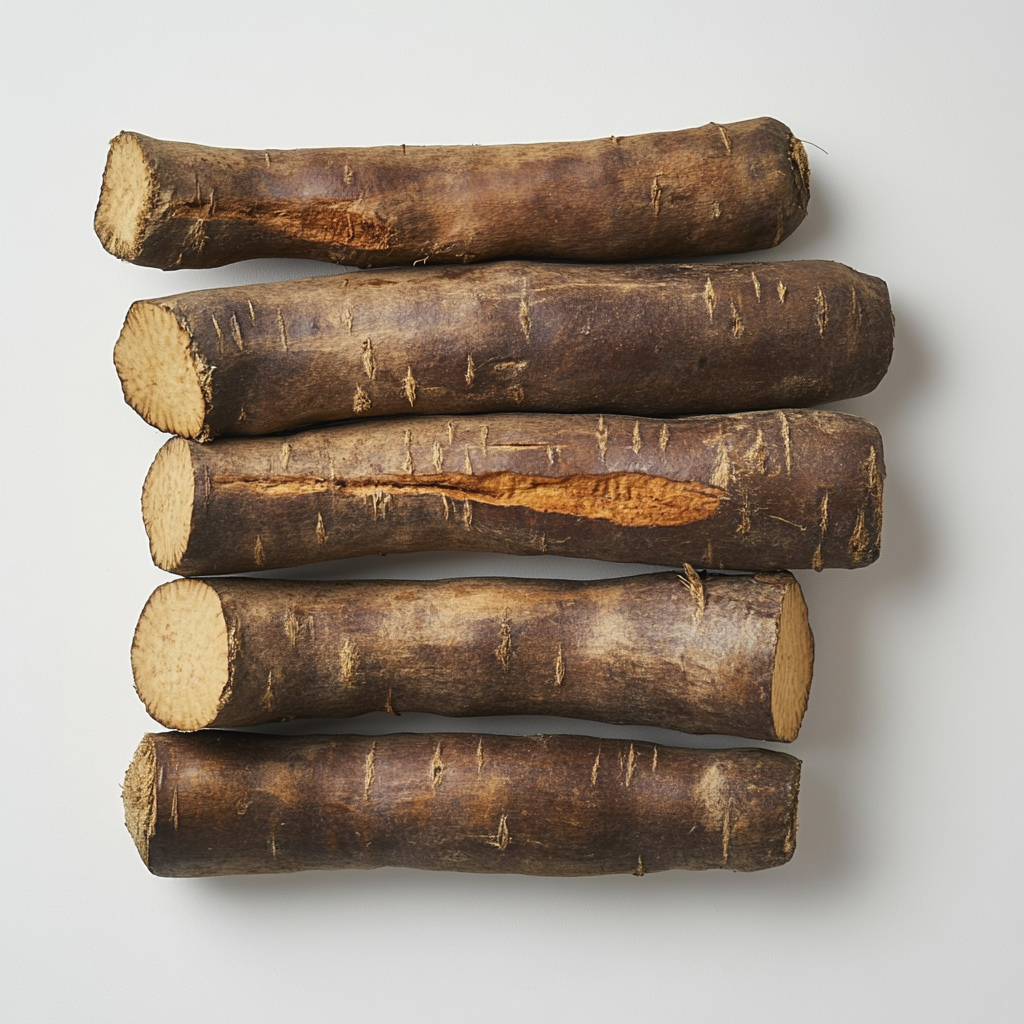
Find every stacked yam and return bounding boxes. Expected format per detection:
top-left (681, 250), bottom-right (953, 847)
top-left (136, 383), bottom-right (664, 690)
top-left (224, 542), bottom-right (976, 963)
top-left (113, 259), bottom-right (892, 440)
top-left (140, 410), bottom-right (883, 576)
top-left (131, 572), bottom-right (813, 740)
top-left (95, 117), bottom-right (809, 269)
top-left (126, 732), bottom-right (801, 877)
top-left (98, 117), bottom-right (889, 878)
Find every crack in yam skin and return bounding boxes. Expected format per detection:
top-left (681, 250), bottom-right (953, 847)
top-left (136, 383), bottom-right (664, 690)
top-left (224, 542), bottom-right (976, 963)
top-left (172, 197), bottom-right (394, 251)
top-left (212, 471), bottom-right (726, 528)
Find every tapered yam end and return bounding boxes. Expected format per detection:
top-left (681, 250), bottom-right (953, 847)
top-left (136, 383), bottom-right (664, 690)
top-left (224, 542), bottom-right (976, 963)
top-left (123, 735), bottom-right (157, 867)
top-left (132, 580), bottom-right (231, 730)
top-left (142, 437), bottom-right (195, 573)
top-left (771, 580), bottom-right (814, 741)
top-left (94, 132), bottom-right (156, 261)
top-left (114, 302), bottom-right (207, 438)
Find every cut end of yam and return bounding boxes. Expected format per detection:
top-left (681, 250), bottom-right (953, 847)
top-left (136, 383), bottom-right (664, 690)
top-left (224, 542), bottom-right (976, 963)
top-left (123, 735), bottom-right (158, 866)
top-left (771, 579), bottom-right (814, 742)
top-left (94, 132), bottom-right (156, 261)
top-left (132, 580), bottom-right (231, 731)
top-left (788, 135), bottom-right (811, 210)
top-left (114, 301), bottom-right (208, 438)
top-left (142, 437), bottom-right (195, 573)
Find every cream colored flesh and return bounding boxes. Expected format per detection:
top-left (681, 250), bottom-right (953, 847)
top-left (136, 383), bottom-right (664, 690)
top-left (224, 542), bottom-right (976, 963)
top-left (123, 735), bottom-right (157, 865)
top-left (132, 580), bottom-right (231, 731)
top-left (94, 132), bottom-right (154, 260)
top-left (142, 437), bottom-right (195, 572)
top-left (771, 581), bottom-right (814, 741)
top-left (114, 302), bottom-right (206, 438)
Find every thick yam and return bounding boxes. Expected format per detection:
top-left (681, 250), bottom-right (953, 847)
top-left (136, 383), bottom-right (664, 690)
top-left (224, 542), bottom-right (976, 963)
top-left (124, 731), bottom-right (801, 877)
top-left (131, 571), bottom-right (813, 740)
top-left (95, 117), bottom-right (809, 270)
top-left (114, 260), bottom-right (892, 440)
top-left (140, 410), bottom-right (884, 575)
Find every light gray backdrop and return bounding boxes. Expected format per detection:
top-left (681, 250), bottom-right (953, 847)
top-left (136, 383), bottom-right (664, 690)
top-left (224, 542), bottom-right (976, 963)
top-left (2, 2), bottom-right (1020, 1020)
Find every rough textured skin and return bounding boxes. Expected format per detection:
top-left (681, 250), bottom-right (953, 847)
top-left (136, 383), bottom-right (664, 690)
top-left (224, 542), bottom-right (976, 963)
top-left (96, 117), bottom-right (809, 270)
top-left (119, 259), bottom-right (892, 439)
top-left (129, 731), bottom-right (801, 877)
top-left (145, 409), bottom-right (884, 575)
top-left (135, 571), bottom-right (809, 740)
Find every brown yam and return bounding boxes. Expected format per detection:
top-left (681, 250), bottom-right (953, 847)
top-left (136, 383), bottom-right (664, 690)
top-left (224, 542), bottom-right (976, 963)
top-left (124, 731), bottom-right (801, 877)
top-left (131, 570), bottom-right (813, 740)
top-left (94, 117), bottom-right (809, 270)
top-left (114, 259), bottom-right (892, 440)
top-left (140, 410), bottom-right (884, 576)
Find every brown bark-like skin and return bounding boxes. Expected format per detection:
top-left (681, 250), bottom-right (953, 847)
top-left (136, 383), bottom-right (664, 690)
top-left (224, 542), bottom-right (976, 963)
top-left (121, 259), bottom-right (892, 439)
top-left (145, 410), bottom-right (883, 575)
top-left (97, 117), bottom-right (809, 270)
top-left (138, 572), bottom-right (809, 740)
top-left (127, 731), bottom-right (801, 877)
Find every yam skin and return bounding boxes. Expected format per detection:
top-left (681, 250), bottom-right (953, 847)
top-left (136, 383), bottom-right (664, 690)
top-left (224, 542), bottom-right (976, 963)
top-left (124, 731), bottom-right (801, 877)
top-left (131, 571), bottom-right (813, 741)
top-left (94, 117), bottom-right (809, 271)
top-left (113, 259), bottom-right (892, 441)
top-left (141, 410), bottom-right (884, 576)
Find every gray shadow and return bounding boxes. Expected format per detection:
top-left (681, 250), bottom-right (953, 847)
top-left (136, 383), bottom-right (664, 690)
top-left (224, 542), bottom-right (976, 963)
top-left (823, 287), bottom-right (935, 584)
top-left (769, 149), bottom-right (836, 259)
top-left (245, 550), bottom-right (677, 583)
top-left (771, 301), bottom-right (933, 887)
top-left (237, 710), bottom-right (769, 749)
top-left (163, 257), bottom-right (354, 294)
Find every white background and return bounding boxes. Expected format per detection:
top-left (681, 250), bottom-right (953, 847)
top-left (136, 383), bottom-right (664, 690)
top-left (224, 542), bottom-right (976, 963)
top-left (2, 2), bottom-right (1021, 1020)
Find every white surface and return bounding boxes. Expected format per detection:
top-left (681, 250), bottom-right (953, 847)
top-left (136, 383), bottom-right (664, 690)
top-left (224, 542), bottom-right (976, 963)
top-left (2, 2), bottom-right (1021, 1020)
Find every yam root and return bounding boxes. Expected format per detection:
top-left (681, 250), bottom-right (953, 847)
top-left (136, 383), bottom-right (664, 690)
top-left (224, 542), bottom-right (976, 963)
top-left (94, 117), bottom-right (809, 270)
top-left (141, 410), bottom-right (883, 575)
top-left (114, 259), bottom-right (892, 440)
top-left (124, 731), bottom-right (801, 877)
top-left (131, 570), bottom-right (813, 740)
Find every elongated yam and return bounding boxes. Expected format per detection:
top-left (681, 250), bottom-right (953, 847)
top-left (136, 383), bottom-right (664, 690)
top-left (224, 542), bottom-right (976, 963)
top-left (95, 117), bottom-right (809, 270)
top-left (131, 571), bottom-right (813, 740)
top-left (114, 259), bottom-right (891, 440)
top-left (124, 731), bottom-right (801, 877)
top-left (141, 410), bottom-right (883, 575)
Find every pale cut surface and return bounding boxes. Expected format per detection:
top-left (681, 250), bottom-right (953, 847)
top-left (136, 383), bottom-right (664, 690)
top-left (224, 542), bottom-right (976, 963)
top-left (771, 581), bottom-right (814, 741)
top-left (114, 302), bottom-right (206, 437)
top-left (132, 580), bottom-right (231, 730)
top-left (93, 132), bottom-right (154, 260)
top-left (142, 437), bottom-right (195, 572)
top-left (123, 735), bottom-right (157, 865)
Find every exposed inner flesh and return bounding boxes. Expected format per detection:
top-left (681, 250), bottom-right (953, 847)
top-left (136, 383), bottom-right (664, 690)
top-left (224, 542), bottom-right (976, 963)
top-left (94, 132), bottom-right (155, 260)
top-left (123, 736), bottom-right (157, 865)
top-left (132, 580), bottom-right (230, 731)
top-left (142, 437), bottom-right (195, 571)
top-left (114, 301), bottom-right (206, 438)
top-left (771, 581), bottom-right (814, 741)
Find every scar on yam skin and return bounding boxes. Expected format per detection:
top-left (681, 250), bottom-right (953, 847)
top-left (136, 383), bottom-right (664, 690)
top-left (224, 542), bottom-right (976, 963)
top-left (96, 117), bottom-right (809, 270)
top-left (140, 410), bottom-right (883, 576)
